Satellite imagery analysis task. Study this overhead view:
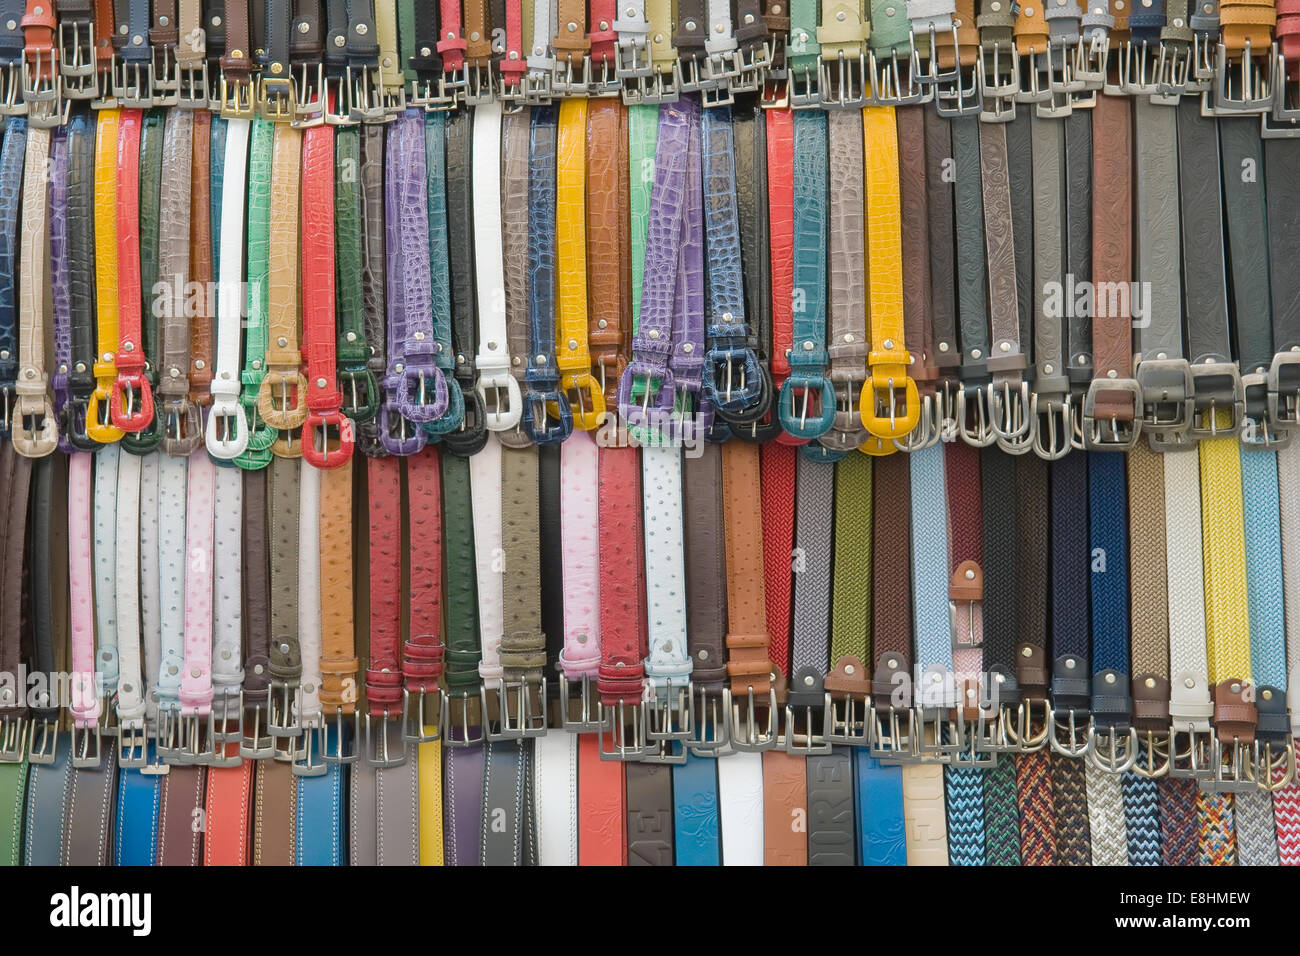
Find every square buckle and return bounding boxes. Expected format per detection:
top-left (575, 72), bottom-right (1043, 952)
top-left (321, 709), bottom-right (358, 764)
top-left (1209, 40), bottom-right (1274, 114)
top-left (27, 718), bottom-right (59, 765)
top-left (117, 721), bottom-right (149, 768)
top-left (551, 55), bottom-right (592, 96)
top-left (870, 46), bottom-right (931, 106)
top-left (596, 698), bottom-right (648, 760)
top-left (1169, 725), bottom-right (1215, 779)
top-left (462, 62), bottom-right (496, 104)
top-left (817, 50), bottom-right (867, 108)
top-left (346, 65), bottom-right (390, 123)
top-left (729, 686), bottom-right (779, 752)
top-left (686, 686), bottom-right (732, 756)
top-left (290, 722), bottom-right (329, 777)
top-left (786, 63), bottom-right (821, 108)
top-left (258, 74), bottom-right (296, 122)
top-left (868, 705), bottom-right (920, 762)
top-left (176, 60), bottom-right (208, 108)
top-left (178, 711), bottom-right (216, 766)
top-left (1082, 376), bottom-right (1143, 450)
top-left (266, 679), bottom-right (302, 755)
top-left (1206, 737), bottom-right (1259, 792)
top-left (442, 690), bottom-right (487, 747)
top-left (71, 723), bottom-right (102, 769)
top-left (401, 687), bottom-right (442, 743)
top-left (558, 673), bottom-right (604, 732)
top-left (150, 43), bottom-right (178, 104)
top-left (645, 678), bottom-right (693, 743)
top-left (239, 693), bottom-right (276, 759)
top-left (363, 710), bottom-right (408, 768)
top-left (217, 71), bottom-right (256, 119)
top-left (484, 677), bottom-right (548, 740)
top-left (1188, 361), bottom-right (1244, 437)
top-left (111, 57), bottom-right (153, 108)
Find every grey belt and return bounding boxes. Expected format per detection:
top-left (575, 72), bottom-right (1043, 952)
top-left (1029, 112), bottom-right (1070, 461)
top-left (951, 116), bottom-right (993, 445)
top-left (1264, 131), bottom-right (1300, 434)
top-left (1134, 95), bottom-right (1196, 450)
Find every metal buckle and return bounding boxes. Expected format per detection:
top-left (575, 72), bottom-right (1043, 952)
top-left (1031, 392), bottom-right (1073, 460)
top-left (1240, 371), bottom-right (1285, 448)
top-left (238, 692), bottom-right (275, 759)
top-left (1170, 724), bottom-right (1216, 779)
top-left (463, 62), bottom-right (496, 104)
top-left (176, 59), bottom-right (208, 109)
top-left (685, 687), bottom-right (731, 755)
top-left (59, 19), bottom-right (98, 100)
top-left (71, 723), bottom-right (103, 768)
top-left (787, 62), bottom-right (821, 108)
top-left (148, 43), bottom-right (177, 105)
top-left (22, 50), bottom-right (68, 126)
top-left (109, 58), bottom-right (152, 108)
top-left (972, 703), bottom-right (1019, 754)
top-left (989, 379), bottom-right (1034, 453)
top-left (1003, 698), bottom-right (1051, 752)
top-left (175, 712), bottom-right (216, 766)
top-left (218, 71), bottom-right (256, 118)
top-left (346, 64), bottom-right (391, 122)
top-left (1129, 730), bottom-right (1172, 779)
top-left (1209, 40), bottom-right (1274, 114)
top-left (977, 43), bottom-right (1018, 121)
top-left (1073, 32), bottom-right (1108, 90)
top-left (0, 714), bottom-right (26, 762)
top-left (1087, 721), bottom-right (1140, 773)
top-left (935, 61), bottom-right (982, 117)
top-left (729, 686), bottom-right (779, 752)
top-left (782, 689), bottom-right (830, 756)
top-left (1014, 47), bottom-right (1053, 102)
top-left (946, 709), bottom-right (999, 767)
top-left (596, 697), bottom-right (648, 760)
top-left (401, 687), bottom-right (442, 743)
top-left (588, 55), bottom-right (622, 97)
top-left (869, 46), bottom-right (931, 105)
top-left (869, 705), bottom-right (919, 762)
top-left (13, 395), bottom-right (60, 456)
top-left (410, 73), bottom-right (456, 110)
top-left (26, 718), bottom-right (59, 765)
top-left (1117, 39), bottom-right (1161, 96)
top-left (484, 677), bottom-right (548, 740)
top-left (320, 709), bottom-right (357, 764)
top-left (551, 54), bottom-right (592, 96)
top-left (290, 721), bottom-right (328, 777)
top-left (1187, 361), bottom-right (1244, 438)
top-left (442, 691), bottom-right (487, 747)
top-left (117, 721), bottom-right (149, 768)
top-left (266, 679), bottom-right (302, 755)
top-left (1207, 736), bottom-right (1258, 792)
top-left (1254, 738), bottom-right (1296, 791)
top-left (817, 50), bottom-right (867, 108)
top-left (893, 390), bottom-right (943, 451)
top-left (558, 672), bottom-right (603, 732)
top-left (1049, 704), bottom-right (1091, 756)
top-left (363, 710), bottom-right (407, 768)
top-left (1268, 351), bottom-right (1300, 435)
top-left (1153, 40), bottom-right (1192, 102)
top-left (644, 678), bottom-right (693, 744)
top-left (258, 74), bottom-right (295, 122)
top-left (954, 383), bottom-right (997, 447)
top-left (1082, 376), bottom-right (1143, 450)
top-left (153, 705), bottom-right (184, 766)
top-left (824, 690), bottom-right (871, 746)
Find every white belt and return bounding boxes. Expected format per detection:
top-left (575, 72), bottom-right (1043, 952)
top-left (1083, 760), bottom-right (1126, 865)
top-left (534, 732), bottom-right (578, 865)
top-left (206, 118), bottom-right (251, 459)
top-left (211, 466), bottom-right (244, 718)
top-left (705, 0), bottom-right (737, 55)
top-left (471, 103), bottom-right (522, 432)
top-left (718, 750), bottom-right (765, 865)
top-left (1164, 450), bottom-right (1213, 740)
top-left (641, 446), bottom-right (691, 689)
top-left (529, 0), bottom-right (557, 75)
top-left (140, 454), bottom-right (164, 723)
top-left (559, 432), bottom-right (601, 677)
top-left (155, 454), bottom-right (189, 714)
top-left (472, 434), bottom-right (505, 688)
top-left (93, 445), bottom-right (121, 709)
top-left (114, 452), bottom-right (147, 729)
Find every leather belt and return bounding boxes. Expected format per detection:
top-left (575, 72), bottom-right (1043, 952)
top-left (205, 116), bottom-right (250, 458)
top-left (0, 117), bottom-right (23, 443)
top-left (234, 118), bottom-right (275, 470)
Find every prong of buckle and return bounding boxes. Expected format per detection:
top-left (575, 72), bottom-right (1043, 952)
top-left (786, 62), bottom-right (821, 108)
top-left (1031, 392), bottom-right (1074, 460)
top-left (870, 46), bottom-right (931, 106)
top-left (176, 60), bottom-right (208, 109)
top-left (989, 379), bottom-right (1035, 454)
top-left (1207, 737), bottom-right (1258, 792)
top-left (71, 723), bottom-right (103, 768)
top-left (817, 50), bottom-right (866, 109)
top-left (239, 693), bottom-right (276, 759)
top-left (22, 50), bottom-right (68, 127)
top-left (178, 711), bottom-right (216, 766)
top-left (363, 711), bottom-right (407, 768)
top-left (149, 44), bottom-right (178, 105)
top-left (26, 718), bottom-right (59, 765)
top-left (783, 667), bottom-right (831, 756)
top-left (1187, 361), bottom-right (1244, 437)
top-left (462, 62), bottom-right (496, 104)
top-left (322, 708), bottom-right (358, 764)
top-left (441, 691), bottom-right (487, 748)
top-left (401, 687), bottom-right (442, 743)
top-left (1254, 738), bottom-right (1296, 791)
top-left (258, 74), bottom-right (296, 122)
top-left (117, 721), bottom-right (150, 768)
top-left (290, 722), bottom-right (329, 777)
top-left (1002, 698), bottom-right (1052, 752)
top-left (868, 705), bottom-right (920, 762)
top-left (596, 697), bottom-right (648, 761)
top-left (1170, 725), bottom-right (1216, 779)
top-left (111, 58), bottom-right (153, 109)
top-left (559, 672), bottom-right (604, 733)
top-left (218, 72), bottom-right (256, 118)
top-left (954, 383), bottom-right (997, 447)
top-left (1129, 730), bottom-right (1172, 779)
top-left (484, 677), bottom-right (548, 740)
top-left (346, 64), bottom-right (390, 122)
top-left (823, 691), bottom-right (871, 746)
top-left (0, 714), bottom-right (27, 762)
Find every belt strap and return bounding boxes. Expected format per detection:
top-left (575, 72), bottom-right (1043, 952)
top-left (626, 762), bottom-right (674, 864)
top-left (806, 749), bottom-right (856, 863)
top-left (61, 114), bottom-right (96, 450)
top-left (586, 99), bottom-right (627, 408)
top-left (189, 114), bottom-right (215, 409)
top-left (471, 437), bottom-right (504, 694)
top-left (12, 122), bottom-right (54, 457)
top-left (675, 752), bottom-right (722, 864)
top-left (156, 109), bottom-right (199, 457)
top-left (355, 125), bottom-right (388, 457)
top-left (331, 125), bottom-right (378, 435)
top-left (234, 118), bottom-right (275, 470)
top-left (205, 117), bottom-right (250, 460)
top-left (109, 109), bottom-right (156, 436)
top-left (210, 465), bottom-right (243, 728)
top-left (534, 732), bottom-right (577, 864)
top-left (156, 765), bottom-right (205, 865)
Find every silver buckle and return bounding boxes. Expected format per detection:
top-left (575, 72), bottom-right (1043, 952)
top-left (1188, 361), bottom-right (1244, 438)
top-left (58, 19), bottom-right (98, 99)
top-left (321, 708), bottom-right (358, 764)
top-left (551, 54), bottom-right (592, 96)
top-left (559, 673), bottom-right (603, 732)
top-left (955, 384), bottom-right (997, 447)
top-left (978, 42), bottom-right (1019, 121)
top-left (26, 718), bottom-right (59, 765)
top-left (817, 50), bottom-right (867, 108)
top-left (990, 379), bottom-right (1035, 454)
top-left (1087, 722), bottom-right (1140, 773)
top-left (442, 691), bottom-right (487, 747)
top-left (1129, 730), bottom-right (1173, 779)
top-left (1170, 725), bottom-right (1216, 779)
top-left (787, 62), bottom-right (821, 108)
top-left (869, 46), bottom-right (931, 105)
top-left (117, 721), bottom-right (149, 768)
top-left (111, 58), bottom-right (153, 108)
top-left (176, 59), bottom-right (209, 109)
top-left (484, 677), bottom-right (548, 740)
top-left (1254, 738), bottom-right (1296, 791)
top-left (824, 691), bottom-right (872, 746)
top-left (685, 687), bottom-right (731, 756)
top-left (596, 697), bottom-right (648, 761)
top-left (401, 687), bottom-right (442, 743)
top-left (239, 692), bottom-right (276, 759)
top-left (150, 43), bottom-right (178, 104)
top-left (346, 64), bottom-right (391, 123)
top-left (363, 710), bottom-right (407, 768)
top-left (729, 686), bottom-right (779, 752)
top-left (154, 706), bottom-right (185, 765)
top-left (935, 62), bottom-right (982, 116)
top-left (644, 677), bottom-right (693, 743)
top-left (1049, 706), bottom-right (1091, 757)
top-left (463, 62), bottom-right (496, 104)
top-left (869, 705), bottom-right (920, 762)
top-left (1082, 376), bottom-right (1143, 450)
top-left (22, 49), bottom-right (68, 126)
top-left (71, 723), bottom-right (102, 769)
top-left (1031, 392), bottom-right (1074, 460)
top-left (267, 679), bottom-right (302, 756)
top-left (1207, 736), bottom-right (1259, 792)
top-left (290, 721), bottom-right (328, 777)
top-left (1208, 40), bottom-right (1274, 114)
top-left (177, 712), bottom-right (216, 766)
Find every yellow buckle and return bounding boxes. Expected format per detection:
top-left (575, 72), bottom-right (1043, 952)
top-left (218, 72), bottom-right (256, 118)
top-left (258, 75), bottom-right (295, 121)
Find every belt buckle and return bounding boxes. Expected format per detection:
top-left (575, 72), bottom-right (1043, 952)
top-left (266, 680), bottom-right (302, 757)
top-left (869, 46), bottom-right (931, 106)
top-left (1152, 40), bottom-right (1192, 103)
top-left (1208, 40), bottom-right (1275, 114)
top-left (70, 722), bottom-right (102, 769)
top-left (0, 61), bottom-right (24, 115)
top-left (1170, 723), bottom-right (1215, 779)
top-left (150, 44), bottom-right (178, 105)
top-left (1187, 361), bottom-right (1244, 438)
top-left (1207, 736), bottom-right (1259, 793)
top-left (238, 692), bottom-right (276, 759)
top-left (1087, 720), bottom-right (1140, 773)
top-left (288, 62), bottom-right (324, 126)
top-left (401, 686), bottom-right (442, 744)
top-left (631, 68), bottom-right (678, 104)
top-left (117, 721), bottom-right (150, 768)
top-left (815, 50), bottom-right (866, 109)
top-left (290, 721), bottom-right (329, 777)
top-left (21, 49), bottom-right (68, 126)
top-left (346, 65), bottom-right (391, 123)
top-left (560, 371), bottom-right (606, 432)
top-left (869, 705), bottom-right (920, 763)
top-left (1082, 376), bottom-right (1144, 450)
top-left (1003, 698), bottom-right (1051, 752)
top-left (484, 677), bottom-right (548, 740)
top-left (178, 711), bottom-right (216, 766)
top-left (475, 365), bottom-right (523, 433)
top-left (947, 709), bottom-right (999, 768)
top-left (1118, 38), bottom-right (1161, 96)
top-left (363, 710), bottom-right (408, 768)
top-left (893, 390), bottom-right (943, 451)
top-left (674, 54), bottom-right (707, 93)
top-left (1253, 738), bottom-right (1296, 791)
top-left (551, 55), bottom-right (592, 96)
top-left (380, 78), bottom-right (406, 116)
top-left (776, 372), bottom-right (836, 439)
top-left (935, 59), bottom-right (982, 117)
top-left (989, 379), bottom-right (1034, 454)
top-left (728, 685), bottom-right (779, 753)
top-left (321, 709), bottom-right (358, 764)
top-left (595, 697), bottom-right (648, 761)
top-left (823, 690), bottom-right (871, 747)
top-left (58, 19), bottom-right (98, 99)
top-left (378, 400), bottom-right (429, 456)
top-left (977, 43), bottom-right (1018, 121)
top-left (787, 63), bottom-right (821, 108)
top-left (176, 59), bottom-right (208, 109)
top-left (109, 57), bottom-right (153, 108)
top-left (731, 44), bottom-right (769, 92)
top-left (26, 717), bottom-right (59, 765)
top-left (12, 394), bottom-right (60, 457)
top-left (217, 71), bottom-right (256, 118)
top-left (954, 383), bottom-right (997, 447)
top-left (686, 686), bottom-right (732, 755)
top-left (1239, 370), bottom-right (1286, 448)
top-left (302, 407), bottom-right (356, 469)
top-left (523, 69), bottom-right (554, 104)
top-left (1268, 351), bottom-right (1300, 436)
top-left (1014, 47), bottom-right (1054, 103)
top-left (204, 397), bottom-right (250, 459)
top-left (1129, 729), bottom-right (1173, 779)
top-left (1073, 33), bottom-right (1108, 91)
top-left (258, 74), bottom-right (296, 123)
top-left (558, 673), bottom-right (603, 733)
top-left (590, 55), bottom-right (623, 97)
top-left (441, 691), bottom-right (487, 747)
top-left (462, 62), bottom-right (496, 105)
top-left (702, 331), bottom-right (769, 421)
top-left (410, 73), bottom-right (456, 111)
top-left (153, 706), bottom-right (185, 767)
top-left (0, 713), bottom-right (26, 762)
top-left (644, 677), bottom-right (693, 744)
top-left (158, 396), bottom-right (203, 457)
top-left (1030, 391), bottom-right (1074, 460)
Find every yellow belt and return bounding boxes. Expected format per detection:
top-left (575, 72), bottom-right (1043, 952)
top-left (86, 109), bottom-right (125, 443)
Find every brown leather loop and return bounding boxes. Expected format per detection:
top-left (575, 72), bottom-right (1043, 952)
top-left (1213, 680), bottom-right (1258, 745)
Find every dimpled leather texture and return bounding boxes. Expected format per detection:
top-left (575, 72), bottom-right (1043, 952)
top-left (790, 110), bottom-right (828, 370)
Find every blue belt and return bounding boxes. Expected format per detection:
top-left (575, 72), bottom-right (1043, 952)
top-left (672, 753), bottom-right (720, 865)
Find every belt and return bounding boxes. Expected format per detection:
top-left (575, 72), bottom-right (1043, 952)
top-left (10, 115), bottom-right (54, 455)
top-left (205, 116), bottom-right (250, 458)
top-left (0, 116), bottom-right (23, 444)
top-left (353, 125), bottom-right (389, 456)
top-left (256, 125), bottom-right (307, 458)
top-left (59, 114), bottom-right (96, 450)
top-left (233, 118), bottom-right (275, 470)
